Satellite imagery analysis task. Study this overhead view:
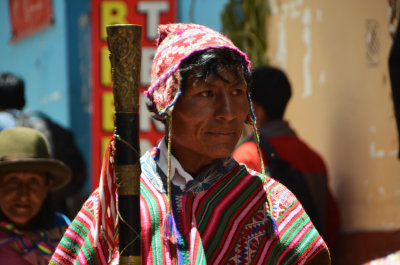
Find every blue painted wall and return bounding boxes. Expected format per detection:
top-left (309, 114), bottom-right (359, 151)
top-left (64, 0), bottom-right (91, 186)
top-left (0, 1), bottom-right (69, 126)
top-left (0, 0), bottom-right (91, 189)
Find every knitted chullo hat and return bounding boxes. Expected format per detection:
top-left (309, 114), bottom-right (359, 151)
top-left (145, 23), bottom-right (277, 238)
top-left (145, 23), bottom-right (251, 115)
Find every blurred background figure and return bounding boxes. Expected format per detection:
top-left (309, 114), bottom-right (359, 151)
top-left (0, 73), bottom-right (25, 130)
top-left (0, 73), bottom-right (87, 219)
top-left (234, 65), bottom-right (340, 250)
top-left (0, 127), bottom-right (71, 264)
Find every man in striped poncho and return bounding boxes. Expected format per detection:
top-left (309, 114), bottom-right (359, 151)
top-left (50, 23), bottom-right (331, 265)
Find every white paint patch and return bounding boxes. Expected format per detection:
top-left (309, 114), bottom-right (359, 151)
top-left (380, 222), bottom-right (396, 229)
top-left (389, 149), bottom-right (399, 157)
top-left (318, 70), bottom-right (325, 84)
top-left (40, 91), bottom-right (62, 104)
top-left (281, 3), bottom-right (289, 13)
top-left (389, 24), bottom-right (396, 35)
top-left (378, 186), bottom-right (385, 195)
top-left (316, 8), bottom-right (322, 22)
top-left (270, 0), bottom-right (305, 18)
top-left (370, 143), bottom-right (385, 158)
top-left (275, 14), bottom-right (288, 69)
top-left (302, 8), bottom-right (312, 98)
top-left (291, 9), bottom-right (300, 19)
top-left (364, 179), bottom-right (369, 185)
top-left (366, 31), bottom-right (373, 46)
top-left (288, 1), bottom-right (299, 16)
top-left (268, 0), bottom-right (279, 14)
top-left (381, 221), bottom-right (396, 228)
top-left (367, 194), bottom-right (373, 200)
top-left (369, 126), bottom-right (376, 133)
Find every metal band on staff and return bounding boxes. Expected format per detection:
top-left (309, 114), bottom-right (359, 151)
top-left (107, 24), bottom-right (142, 265)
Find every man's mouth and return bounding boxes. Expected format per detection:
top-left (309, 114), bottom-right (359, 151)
top-left (207, 131), bottom-right (237, 139)
top-left (208, 131), bottom-right (235, 135)
top-left (13, 203), bottom-right (31, 212)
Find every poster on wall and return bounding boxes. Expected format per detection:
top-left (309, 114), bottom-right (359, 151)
top-left (8, 0), bottom-right (54, 42)
top-left (91, 0), bottom-right (176, 189)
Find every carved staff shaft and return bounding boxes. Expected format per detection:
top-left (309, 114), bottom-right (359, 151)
top-left (107, 24), bottom-right (142, 265)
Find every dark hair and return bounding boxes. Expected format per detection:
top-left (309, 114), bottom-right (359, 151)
top-left (179, 47), bottom-right (251, 88)
top-left (147, 47), bottom-right (251, 123)
top-left (0, 73), bottom-right (26, 110)
top-left (251, 66), bottom-right (291, 120)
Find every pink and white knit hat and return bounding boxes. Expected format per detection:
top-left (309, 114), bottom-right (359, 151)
top-left (145, 23), bottom-right (251, 115)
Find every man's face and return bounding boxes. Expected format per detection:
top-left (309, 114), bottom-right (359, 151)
top-left (0, 171), bottom-right (49, 227)
top-left (171, 68), bottom-right (249, 173)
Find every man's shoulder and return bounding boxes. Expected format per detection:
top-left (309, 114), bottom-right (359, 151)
top-left (251, 171), bottom-right (303, 221)
top-left (240, 166), bottom-right (298, 207)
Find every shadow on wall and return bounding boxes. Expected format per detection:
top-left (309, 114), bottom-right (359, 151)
top-left (333, 229), bottom-right (400, 265)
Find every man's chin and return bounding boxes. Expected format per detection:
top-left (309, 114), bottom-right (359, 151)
top-left (8, 217), bottom-right (31, 228)
top-left (205, 145), bottom-right (236, 159)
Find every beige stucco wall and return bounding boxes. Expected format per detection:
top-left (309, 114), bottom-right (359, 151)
top-left (266, 0), bottom-right (400, 232)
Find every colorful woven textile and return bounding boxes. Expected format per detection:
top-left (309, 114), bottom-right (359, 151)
top-left (0, 213), bottom-right (69, 265)
top-left (145, 23), bottom-right (251, 115)
top-left (50, 148), bottom-right (330, 265)
top-left (233, 121), bottom-right (341, 249)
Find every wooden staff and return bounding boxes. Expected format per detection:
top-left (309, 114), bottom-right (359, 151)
top-left (107, 24), bottom-right (142, 265)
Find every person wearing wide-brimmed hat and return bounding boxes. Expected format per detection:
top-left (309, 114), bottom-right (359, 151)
top-left (0, 127), bottom-right (71, 265)
top-left (50, 23), bottom-right (330, 265)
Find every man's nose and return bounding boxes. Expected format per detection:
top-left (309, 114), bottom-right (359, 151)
top-left (18, 183), bottom-right (29, 198)
top-left (215, 92), bottom-right (235, 121)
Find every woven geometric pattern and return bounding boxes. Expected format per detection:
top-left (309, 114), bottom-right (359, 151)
top-left (49, 151), bottom-right (330, 265)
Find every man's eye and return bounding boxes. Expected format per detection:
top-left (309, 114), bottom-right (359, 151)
top-left (232, 89), bottom-right (245, 95)
top-left (199, 91), bottom-right (212, 97)
top-left (29, 178), bottom-right (41, 186)
top-left (4, 177), bottom-right (19, 188)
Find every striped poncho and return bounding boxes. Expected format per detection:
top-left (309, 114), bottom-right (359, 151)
top-left (50, 150), bottom-right (330, 265)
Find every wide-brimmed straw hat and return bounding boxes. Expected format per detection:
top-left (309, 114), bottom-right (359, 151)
top-left (0, 127), bottom-right (71, 190)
